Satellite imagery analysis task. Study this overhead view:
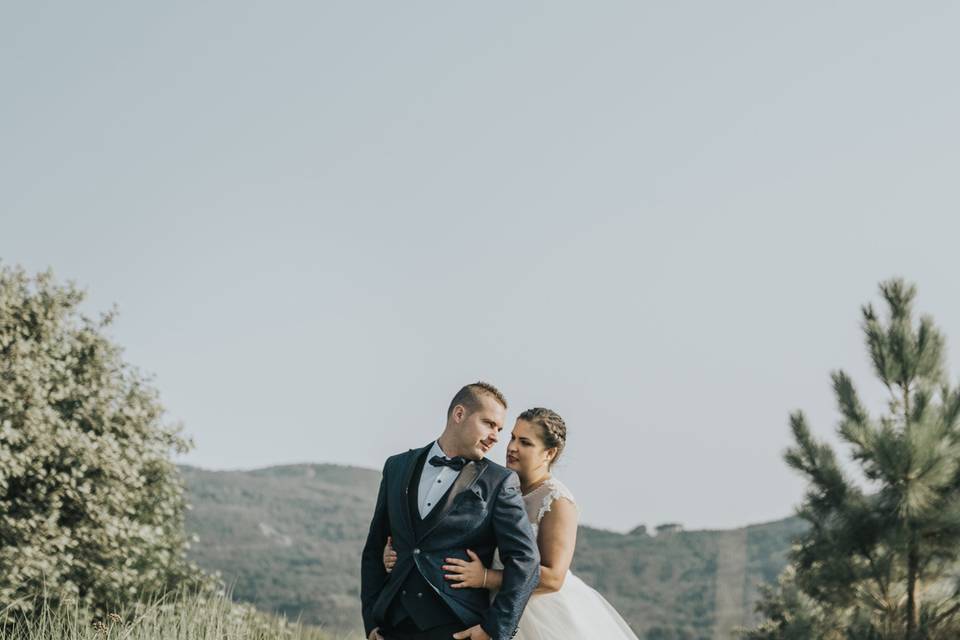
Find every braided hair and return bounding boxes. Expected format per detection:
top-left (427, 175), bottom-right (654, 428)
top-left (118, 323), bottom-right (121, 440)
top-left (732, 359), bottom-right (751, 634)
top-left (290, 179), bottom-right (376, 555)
top-left (517, 407), bottom-right (567, 468)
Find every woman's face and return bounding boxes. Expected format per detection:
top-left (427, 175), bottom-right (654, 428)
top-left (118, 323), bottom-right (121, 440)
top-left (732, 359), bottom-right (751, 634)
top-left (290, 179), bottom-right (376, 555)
top-left (505, 419), bottom-right (555, 479)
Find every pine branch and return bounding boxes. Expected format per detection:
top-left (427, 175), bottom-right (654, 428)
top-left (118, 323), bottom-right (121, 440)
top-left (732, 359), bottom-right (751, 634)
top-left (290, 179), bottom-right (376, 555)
top-left (863, 303), bottom-right (893, 391)
top-left (834, 370), bottom-right (874, 466)
top-left (879, 278), bottom-right (916, 323)
top-left (915, 314), bottom-right (946, 385)
top-left (910, 387), bottom-right (931, 426)
top-left (785, 412), bottom-right (851, 513)
top-left (942, 386), bottom-right (960, 437)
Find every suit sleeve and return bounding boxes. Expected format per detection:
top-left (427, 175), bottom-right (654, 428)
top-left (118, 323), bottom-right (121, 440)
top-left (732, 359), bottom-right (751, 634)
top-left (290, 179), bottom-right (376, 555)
top-left (481, 471), bottom-right (540, 639)
top-left (360, 459), bottom-right (391, 636)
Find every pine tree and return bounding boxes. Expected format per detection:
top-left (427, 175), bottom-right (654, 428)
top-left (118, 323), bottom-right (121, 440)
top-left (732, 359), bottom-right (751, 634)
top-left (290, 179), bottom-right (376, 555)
top-left (744, 279), bottom-right (960, 640)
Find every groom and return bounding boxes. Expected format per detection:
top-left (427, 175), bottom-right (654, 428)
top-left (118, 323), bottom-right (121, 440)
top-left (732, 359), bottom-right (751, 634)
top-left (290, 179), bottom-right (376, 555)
top-left (361, 382), bottom-right (540, 640)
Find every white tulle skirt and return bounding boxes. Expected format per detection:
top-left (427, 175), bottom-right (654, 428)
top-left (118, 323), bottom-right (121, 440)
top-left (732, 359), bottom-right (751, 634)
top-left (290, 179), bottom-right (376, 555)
top-left (514, 571), bottom-right (639, 640)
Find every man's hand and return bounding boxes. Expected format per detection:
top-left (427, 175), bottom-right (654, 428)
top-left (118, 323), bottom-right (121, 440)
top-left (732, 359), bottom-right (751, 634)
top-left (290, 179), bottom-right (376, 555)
top-left (367, 627), bottom-right (384, 640)
top-left (452, 624), bottom-right (491, 639)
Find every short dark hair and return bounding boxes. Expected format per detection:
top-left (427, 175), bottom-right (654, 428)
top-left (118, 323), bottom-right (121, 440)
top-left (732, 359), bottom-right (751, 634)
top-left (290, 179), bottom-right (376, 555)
top-left (447, 382), bottom-right (508, 418)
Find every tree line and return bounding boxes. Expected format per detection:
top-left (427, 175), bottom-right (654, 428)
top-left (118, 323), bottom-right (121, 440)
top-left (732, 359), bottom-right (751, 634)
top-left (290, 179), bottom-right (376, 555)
top-left (3, 264), bottom-right (960, 639)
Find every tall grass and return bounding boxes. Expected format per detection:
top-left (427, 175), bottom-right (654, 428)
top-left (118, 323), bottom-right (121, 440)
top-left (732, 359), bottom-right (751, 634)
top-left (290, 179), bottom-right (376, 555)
top-left (0, 591), bottom-right (357, 640)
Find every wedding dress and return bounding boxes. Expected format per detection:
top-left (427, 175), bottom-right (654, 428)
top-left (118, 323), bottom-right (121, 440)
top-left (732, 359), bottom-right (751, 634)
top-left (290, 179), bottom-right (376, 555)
top-left (496, 478), bottom-right (640, 640)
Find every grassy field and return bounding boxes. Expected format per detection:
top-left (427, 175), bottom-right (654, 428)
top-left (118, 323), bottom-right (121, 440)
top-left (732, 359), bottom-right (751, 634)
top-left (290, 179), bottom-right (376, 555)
top-left (0, 593), bottom-right (351, 640)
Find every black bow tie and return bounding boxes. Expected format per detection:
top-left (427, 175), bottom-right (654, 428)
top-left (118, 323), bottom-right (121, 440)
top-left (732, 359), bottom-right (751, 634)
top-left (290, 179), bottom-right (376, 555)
top-left (429, 455), bottom-right (468, 471)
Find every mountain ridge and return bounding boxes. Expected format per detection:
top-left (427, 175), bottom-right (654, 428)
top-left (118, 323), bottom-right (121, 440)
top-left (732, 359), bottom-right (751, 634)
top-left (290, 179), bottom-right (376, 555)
top-left (179, 461), bottom-right (792, 534)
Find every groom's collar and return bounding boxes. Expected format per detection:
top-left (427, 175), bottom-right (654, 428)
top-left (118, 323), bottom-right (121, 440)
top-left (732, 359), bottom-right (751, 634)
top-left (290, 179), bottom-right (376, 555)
top-left (429, 440), bottom-right (449, 460)
top-left (417, 440), bottom-right (489, 468)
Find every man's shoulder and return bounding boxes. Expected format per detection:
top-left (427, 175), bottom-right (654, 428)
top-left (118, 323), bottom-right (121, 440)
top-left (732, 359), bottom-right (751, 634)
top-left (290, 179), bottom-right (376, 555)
top-left (383, 444), bottom-right (429, 470)
top-left (480, 458), bottom-right (516, 483)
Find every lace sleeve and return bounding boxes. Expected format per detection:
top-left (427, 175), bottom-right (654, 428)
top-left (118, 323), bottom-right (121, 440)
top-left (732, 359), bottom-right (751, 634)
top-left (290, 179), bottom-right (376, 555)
top-left (536, 479), bottom-right (579, 525)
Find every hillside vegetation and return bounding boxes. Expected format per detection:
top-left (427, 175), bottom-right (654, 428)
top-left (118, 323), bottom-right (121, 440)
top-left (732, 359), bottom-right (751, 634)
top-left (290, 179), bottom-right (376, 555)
top-left (182, 464), bottom-right (806, 639)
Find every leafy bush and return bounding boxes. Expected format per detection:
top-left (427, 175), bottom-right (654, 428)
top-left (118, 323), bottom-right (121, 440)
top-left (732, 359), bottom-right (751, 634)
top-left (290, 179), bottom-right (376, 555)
top-left (0, 266), bottom-right (213, 614)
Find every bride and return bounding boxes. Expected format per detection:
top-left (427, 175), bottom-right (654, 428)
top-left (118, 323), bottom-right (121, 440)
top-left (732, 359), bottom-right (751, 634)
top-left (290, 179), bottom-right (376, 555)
top-left (384, 407), bottom-right (638, 639)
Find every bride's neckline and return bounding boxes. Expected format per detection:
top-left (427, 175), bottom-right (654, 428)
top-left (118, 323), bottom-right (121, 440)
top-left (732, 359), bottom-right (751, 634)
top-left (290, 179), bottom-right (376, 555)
top-left (522, 476), bottom-right (552, 497)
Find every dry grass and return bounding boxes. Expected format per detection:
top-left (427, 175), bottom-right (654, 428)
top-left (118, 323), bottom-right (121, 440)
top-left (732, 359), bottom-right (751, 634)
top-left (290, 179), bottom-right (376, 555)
top-left (0, 591), bottom-right (358, 640)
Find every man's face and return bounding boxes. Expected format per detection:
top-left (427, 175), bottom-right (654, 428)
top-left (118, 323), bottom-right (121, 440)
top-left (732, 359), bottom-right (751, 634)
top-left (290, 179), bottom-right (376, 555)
top-left (453, 395), bottom-right (506, 460)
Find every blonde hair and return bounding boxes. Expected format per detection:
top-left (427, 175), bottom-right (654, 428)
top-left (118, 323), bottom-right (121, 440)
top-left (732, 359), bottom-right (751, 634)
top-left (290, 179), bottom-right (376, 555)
top-left (447, 382), bottom-right (508, 418)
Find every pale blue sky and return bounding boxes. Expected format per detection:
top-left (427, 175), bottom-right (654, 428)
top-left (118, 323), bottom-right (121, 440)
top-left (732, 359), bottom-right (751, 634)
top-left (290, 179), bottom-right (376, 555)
top-left (3, 2), bottom-right (960, 531)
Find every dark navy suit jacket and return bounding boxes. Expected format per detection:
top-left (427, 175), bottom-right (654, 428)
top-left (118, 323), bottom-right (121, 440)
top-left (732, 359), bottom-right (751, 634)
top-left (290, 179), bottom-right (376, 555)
top-left (360, 443), bottom-right (540, 639)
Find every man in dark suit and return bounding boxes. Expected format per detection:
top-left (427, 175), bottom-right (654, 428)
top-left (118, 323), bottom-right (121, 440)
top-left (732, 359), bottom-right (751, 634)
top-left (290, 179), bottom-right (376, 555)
top-left (361, 382), bottom-right (540, 640)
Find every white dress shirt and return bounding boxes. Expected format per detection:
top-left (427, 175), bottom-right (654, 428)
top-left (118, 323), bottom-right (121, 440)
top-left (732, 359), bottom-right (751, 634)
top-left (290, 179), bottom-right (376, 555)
top-left (417, 440), bottom-right (461, 518)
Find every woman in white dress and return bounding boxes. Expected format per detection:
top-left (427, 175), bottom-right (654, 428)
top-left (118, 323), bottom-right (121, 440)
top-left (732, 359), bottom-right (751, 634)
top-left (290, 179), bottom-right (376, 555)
top-left (384, 408), bottom-right (639, 640)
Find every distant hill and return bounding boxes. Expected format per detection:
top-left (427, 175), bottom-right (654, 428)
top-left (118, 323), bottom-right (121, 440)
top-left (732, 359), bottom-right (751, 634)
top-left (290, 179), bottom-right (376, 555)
top-left (181, 464), bottom-right (806, 639)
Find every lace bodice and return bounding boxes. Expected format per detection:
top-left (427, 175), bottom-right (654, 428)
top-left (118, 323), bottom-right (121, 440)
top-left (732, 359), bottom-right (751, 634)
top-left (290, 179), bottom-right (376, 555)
top-left (522, 477), bottom-right (578, 535)
top-left (491, 477), bottom-right (578, 572)
top-left (488, 478), bottom-right (637, 638)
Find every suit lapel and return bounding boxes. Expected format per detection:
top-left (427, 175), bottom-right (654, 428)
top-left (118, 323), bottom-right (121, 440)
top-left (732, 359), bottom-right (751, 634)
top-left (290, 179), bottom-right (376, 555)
top-left (400, 443), bottom-right (432, 538)
top-left (418, 458), bottom-right (489, 541)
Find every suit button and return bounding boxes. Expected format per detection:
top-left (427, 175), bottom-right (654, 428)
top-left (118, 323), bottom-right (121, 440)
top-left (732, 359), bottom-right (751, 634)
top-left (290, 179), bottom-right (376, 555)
top-left (413, 548), bottom-right (420, 555)
top-left (417, 592), bottom-right (423, 598)
top-left (402, 590), bottom-right (407, 596)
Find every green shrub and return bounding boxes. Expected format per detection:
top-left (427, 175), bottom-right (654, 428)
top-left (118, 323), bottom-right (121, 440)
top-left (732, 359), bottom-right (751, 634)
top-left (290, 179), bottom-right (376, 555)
top-left (0, 266), bottom-right (213, 614)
